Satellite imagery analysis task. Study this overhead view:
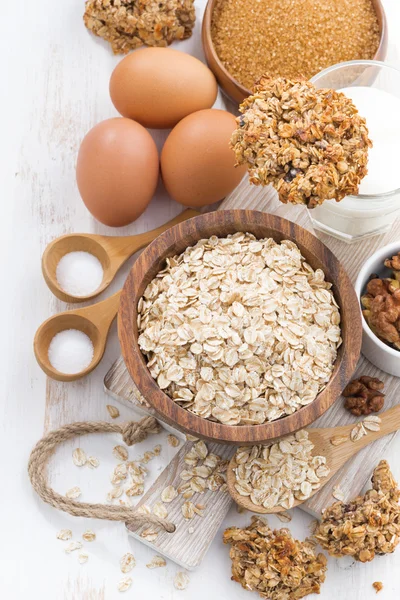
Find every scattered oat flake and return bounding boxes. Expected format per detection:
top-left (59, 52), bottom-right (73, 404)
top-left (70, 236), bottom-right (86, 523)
top-left (153, 501), bottom-right (168, 519)
top-left (365, 415), bottom-right (382, 423)
top-left (72, 448), bottom-right (87, 467)
top-left (332, 485), bottom-right (345, 502)
top-left (136, 504), bottom-right (152, 515)
top-left (186, 434), bottom-right (198, 442)
top-left (153, 444), bottom-right (162, 456)
top-left (194, 441), bottom-right (208, 459)
top-left (161, 485), bottom-right (178, 503)
top-left (78, 552), bottom-right (89, 564)
top-left (330, 434), bottom-right (348, 446)
top-left (351, 423), bottom-right (367, 442)
top-left (118, 577), bottom-right (132, 592)
top-left (276, 511), bottom-right (292, 523)
top-left (188, 526), bottom-right (194, 534)
top-left (373, 582), bottom-right (383, 594)
top-left (363, 416), bottom-right (381, 432)
top-left (140, 527), bottom-right (158, 542)
top-left (194, 503), bottom-right (205, 516)
top-left (65, 541), bottom-right (83, 553)
top-left (146, 555), bottom-right (167, 569)
top-left (112, 462), bottom-right (128, 485)
top-left (107, 487), bottom-right (124, 501)
top-left (66, 486), bottom-right (81, 499)
top-left (119, 499), bottom-right (132, 507)
top-left (125, 483), bottom-right (144, 497)
top-left (107, 404), bottom-right (120, 419)
top-left (113, 445), bottom-right (129, 461)
top-left (167, 434), bottom-right (180, 447)
top-left (120, 552), bottom-right (136, 573)
top-left (174, 571), bottom-right (190, 590)
top-left (56, 529), bottom-right (72, 541)
top-left (141, 451), bottom-right (155, 463)
top-left (182, 501), bottom-right (195, 519)
top-left (87, 456), bottom-right (100, 468)
top-left (82, 530), bottom-right (96, 542)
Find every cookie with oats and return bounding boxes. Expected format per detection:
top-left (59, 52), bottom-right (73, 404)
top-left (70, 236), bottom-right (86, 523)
top-left (314, 460), bottom-right (400, 562)
top-left (84, 0), bottom-right (196, 55)
top-left (230, 76), bottom-right (372, 208)
top-left (223, 516), bottom-right (327, 599)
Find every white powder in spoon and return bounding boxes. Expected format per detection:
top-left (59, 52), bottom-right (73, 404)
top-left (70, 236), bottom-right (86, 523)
top-left (56, 251), bottom-right (103, 297)
top-left (48, 329), bottom-right (94, 374)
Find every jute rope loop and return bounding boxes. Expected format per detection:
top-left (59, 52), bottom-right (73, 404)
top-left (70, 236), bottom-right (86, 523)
top-left (28, 417), bottom-right (176, 533)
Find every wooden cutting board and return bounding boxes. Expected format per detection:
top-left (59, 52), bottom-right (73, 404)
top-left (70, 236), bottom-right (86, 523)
top-left (104, 178), bottom-right (400, 569)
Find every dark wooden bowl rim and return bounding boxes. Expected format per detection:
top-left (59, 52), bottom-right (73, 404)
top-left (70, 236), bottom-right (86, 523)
top-left (118, 210), bottom-right (361, 444)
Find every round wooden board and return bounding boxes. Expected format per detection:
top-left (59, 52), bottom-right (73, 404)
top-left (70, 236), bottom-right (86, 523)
top-left (118, 210), bottom-right (362, 445)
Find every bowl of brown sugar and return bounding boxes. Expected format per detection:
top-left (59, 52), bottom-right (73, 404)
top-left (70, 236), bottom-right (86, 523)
top-left (202, 0), bottom-right (387, 103)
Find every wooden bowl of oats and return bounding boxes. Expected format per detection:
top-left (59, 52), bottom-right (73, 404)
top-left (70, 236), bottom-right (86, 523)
top-left (202, 0), bottom-right (388, 104)
top-left (118, 210), bottom-right (361, 444)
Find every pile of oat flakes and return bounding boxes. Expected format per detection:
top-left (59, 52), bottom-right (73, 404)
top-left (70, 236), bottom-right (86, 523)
top-left (234, 430), bottom-right (330, 510)
top-left (138, 233), bottom-right (341, 425)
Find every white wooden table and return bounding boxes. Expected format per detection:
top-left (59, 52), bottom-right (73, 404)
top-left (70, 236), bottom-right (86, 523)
top-left (1, 0), bottom-right (400, 598)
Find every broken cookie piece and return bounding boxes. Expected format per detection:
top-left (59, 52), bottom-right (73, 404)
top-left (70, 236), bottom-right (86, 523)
top-left (223, 516), bottom-right (327, 599)
top-left (314, 460), bottom-right (400, 563)
top-left (84, 0), bottom-right (196, 54)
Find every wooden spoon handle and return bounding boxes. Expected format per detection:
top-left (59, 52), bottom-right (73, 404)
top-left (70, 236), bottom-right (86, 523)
top-left (73, 290), bottom-right (121, 335)
top-left (324, 404), bottom-right (400, 474)
top-left (101, 209), bottom-right (200, 269)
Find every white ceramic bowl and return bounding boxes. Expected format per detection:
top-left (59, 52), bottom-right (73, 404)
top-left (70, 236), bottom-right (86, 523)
top-left (355, 241), bottom-right (400, 376)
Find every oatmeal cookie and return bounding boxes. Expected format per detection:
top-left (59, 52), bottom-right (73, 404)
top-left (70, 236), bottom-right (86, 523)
top-left (231, 77), bottom-right (372, 208)
top-left (314, 460), bottom-right (400, 562)
top-left (84, 0), bottom-right (195, 54)
top-left (223, 517), bottom-right (327, 599)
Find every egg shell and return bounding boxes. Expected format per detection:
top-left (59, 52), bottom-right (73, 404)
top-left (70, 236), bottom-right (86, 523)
top-left (76, 118), bottom-right (159, 227)
top-left (109, 48), bottom-right (218, 129)
top-left (161, 109), bottom-right (246, 207)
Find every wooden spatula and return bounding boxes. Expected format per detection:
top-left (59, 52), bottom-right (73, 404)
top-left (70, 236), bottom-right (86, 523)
top-left (227, 404), bottom-right (400, 513)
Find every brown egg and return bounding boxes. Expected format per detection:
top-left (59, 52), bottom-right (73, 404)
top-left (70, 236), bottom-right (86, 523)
top-left (109, 48), bottom-right (218, 129)
top-left (76, 118), bottom-right (159, 227)
top-left (161, 110), bottom-right (246, 207)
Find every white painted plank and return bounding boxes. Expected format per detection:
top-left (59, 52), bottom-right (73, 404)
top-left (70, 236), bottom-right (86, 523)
top-left (126, 441), bottom-right (234, 570)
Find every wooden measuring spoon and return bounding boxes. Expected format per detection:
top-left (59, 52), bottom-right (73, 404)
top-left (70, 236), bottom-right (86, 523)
top-left (42, 209), bottom-right (199, 303)
top-left (227, 405), bottom-right (400, 514)
top-left (33, 291), bottom-right (121, 382)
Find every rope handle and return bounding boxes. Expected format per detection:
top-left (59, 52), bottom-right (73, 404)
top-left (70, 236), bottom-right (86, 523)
top-left (28, 417), bottom-right (176, 533)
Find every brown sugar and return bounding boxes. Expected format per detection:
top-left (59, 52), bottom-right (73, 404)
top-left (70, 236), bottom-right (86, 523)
top-left (211, 0), bottom-right (380, 90)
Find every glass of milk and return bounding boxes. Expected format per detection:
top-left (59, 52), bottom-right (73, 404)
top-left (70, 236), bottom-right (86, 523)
top-left (309, 61), bottom-right (400, 243)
